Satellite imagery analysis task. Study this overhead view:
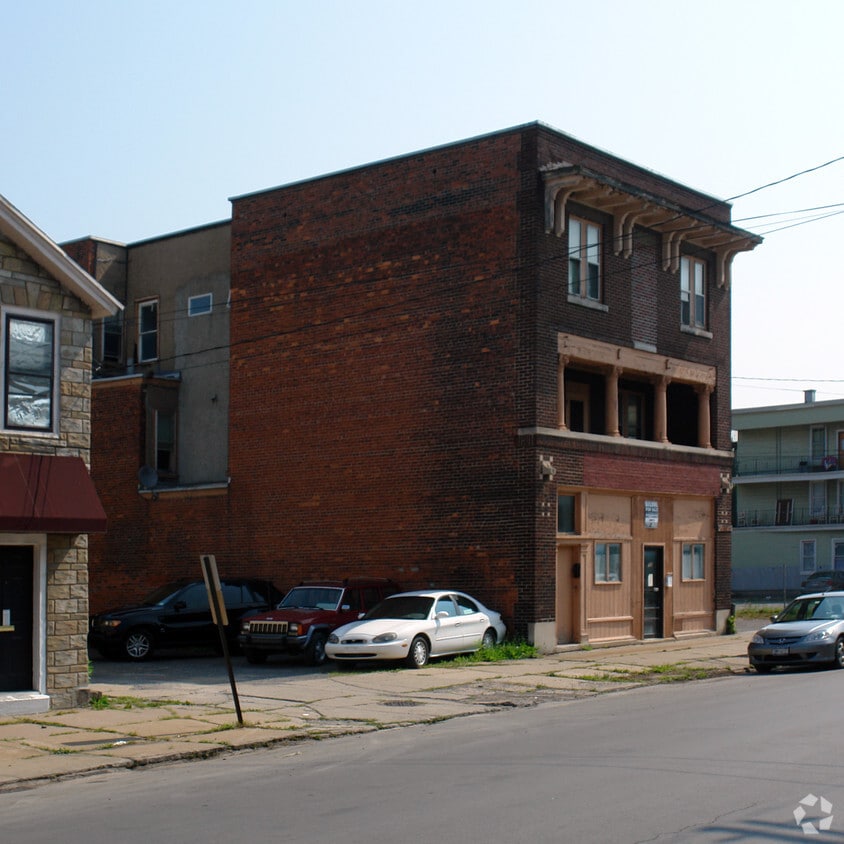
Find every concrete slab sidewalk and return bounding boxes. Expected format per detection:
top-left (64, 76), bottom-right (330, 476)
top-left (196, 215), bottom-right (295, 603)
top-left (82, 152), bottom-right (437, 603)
top-left (0, 632), bottom-right (755, 792)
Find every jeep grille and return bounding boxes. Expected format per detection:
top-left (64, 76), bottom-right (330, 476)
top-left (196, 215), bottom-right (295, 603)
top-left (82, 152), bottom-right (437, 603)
top-left (249, 620), bottom-right (288, 635)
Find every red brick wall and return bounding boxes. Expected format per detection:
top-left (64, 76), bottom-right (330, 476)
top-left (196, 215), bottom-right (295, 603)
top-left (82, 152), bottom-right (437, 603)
top-left (226, 132), bottom-right (527, 616)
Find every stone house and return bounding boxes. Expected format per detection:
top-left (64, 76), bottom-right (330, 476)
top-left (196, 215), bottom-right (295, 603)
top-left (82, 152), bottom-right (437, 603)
top-left (72, 123), bottom-right (760, 648)
top-left (0, 194), bottom-right (120, 714)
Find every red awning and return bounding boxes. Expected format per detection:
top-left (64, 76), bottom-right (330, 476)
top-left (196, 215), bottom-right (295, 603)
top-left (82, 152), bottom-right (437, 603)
top-left (0, 453), bottom-right (107, 533)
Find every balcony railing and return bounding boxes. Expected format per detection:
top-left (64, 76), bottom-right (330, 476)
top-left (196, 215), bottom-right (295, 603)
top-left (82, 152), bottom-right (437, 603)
top-left (734, 455), bottom-right (840, 476)
top-left (736, 506), bottom-right (844, 528)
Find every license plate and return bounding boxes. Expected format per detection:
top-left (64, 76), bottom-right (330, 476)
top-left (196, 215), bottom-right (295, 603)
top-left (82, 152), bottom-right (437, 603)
top-left (772, 648), bottom-right (789, 656)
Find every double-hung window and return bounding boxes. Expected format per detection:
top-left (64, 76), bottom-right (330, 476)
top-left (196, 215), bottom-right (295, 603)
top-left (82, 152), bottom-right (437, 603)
top-left (3, 312), bottom-right (57, 432)
top-left (568, 217), bottom-right (601, 301)
top-left (138, 299), bottom-right (158, 363)
top-left (680, 256), bottom-right (706, 328)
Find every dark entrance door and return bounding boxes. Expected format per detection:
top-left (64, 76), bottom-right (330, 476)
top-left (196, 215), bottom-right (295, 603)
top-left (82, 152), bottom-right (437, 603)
top-left (0, 546), bottom-right (34, 691)
top-left (643, 546), bottom-right (663, 639)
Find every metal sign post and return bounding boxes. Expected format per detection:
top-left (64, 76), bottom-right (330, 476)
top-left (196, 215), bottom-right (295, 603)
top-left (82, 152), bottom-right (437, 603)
top-left (200, 554), bottom-right (243, 725)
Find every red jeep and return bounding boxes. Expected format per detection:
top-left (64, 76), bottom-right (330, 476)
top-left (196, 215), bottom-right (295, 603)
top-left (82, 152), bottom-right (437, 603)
top-left (238, 578), bottom-right (401, 666)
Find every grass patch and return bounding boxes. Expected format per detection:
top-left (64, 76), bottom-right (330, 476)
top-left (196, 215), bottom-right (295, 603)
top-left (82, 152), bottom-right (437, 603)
top-left (572, 663), bottom-right (721, 684)
top-left (736, 605), bottom-right (781, 621)
top-left (89, 693), bottom-right (186, 711)
top-left (447, 639), bottom-right (538, 666)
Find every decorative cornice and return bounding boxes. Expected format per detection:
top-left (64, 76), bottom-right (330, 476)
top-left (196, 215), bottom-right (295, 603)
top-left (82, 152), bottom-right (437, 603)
top-left (542, 165), bottom-right (762, 289)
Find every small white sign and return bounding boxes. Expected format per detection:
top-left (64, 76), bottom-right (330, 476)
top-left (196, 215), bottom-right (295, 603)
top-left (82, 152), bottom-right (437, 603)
top-left (644, 500), bottom-right (659, 528)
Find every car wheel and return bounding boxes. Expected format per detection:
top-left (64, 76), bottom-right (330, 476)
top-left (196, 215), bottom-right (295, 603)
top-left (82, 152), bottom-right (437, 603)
top-left (305, 632), bottom-right (328, 666)
top-left (245, 649), bottom-right (267, 665)
top-left (405, 635), bottom-right (430, 668)
top-left (481, 628), bottom-right (497, 649)
top-left (754, 663), bottom-right (773, 674)
top-left (123, 629), bottom-right (155, 661)
top-left (833, 637), bottom-right (844, 669)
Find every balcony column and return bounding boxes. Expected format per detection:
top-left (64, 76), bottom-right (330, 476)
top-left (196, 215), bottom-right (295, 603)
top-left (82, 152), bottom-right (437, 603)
top-left (557, 354), bottom-right (569, 430)
top-left (696, 385), bottom-right (713, 449)
top-left (605, 366), bottom-right (620, 437)
top-left (654, 375), bottom-right (670, 443)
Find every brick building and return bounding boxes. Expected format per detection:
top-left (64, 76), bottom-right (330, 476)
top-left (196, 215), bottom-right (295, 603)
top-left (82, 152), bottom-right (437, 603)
top-left (0, 193), bottom-right (120, 714)
top-left (73, 123), bottom-right (760, 649)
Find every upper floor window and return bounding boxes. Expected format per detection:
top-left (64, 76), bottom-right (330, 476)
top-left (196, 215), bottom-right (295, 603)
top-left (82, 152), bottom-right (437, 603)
top-left (155, 410), bottom-right (176, 477)
top-left (138, 299), bottom-right (158, 363)
top-left (3, 312), bottom-right (57, 432)
top-left (568, 217), bottom-right (601, 301)
top-left (680, 256), bottom-right (706, 328)
top-left (188, 293), bottom-right (213, 317)
top-left (102, 313), bottom-right (122, 361)
top-left (619, 389), bottom-right (645, 439)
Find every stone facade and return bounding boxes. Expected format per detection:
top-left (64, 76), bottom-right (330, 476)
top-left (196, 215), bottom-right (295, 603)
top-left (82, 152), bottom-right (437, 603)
top-left (0, 218), bottom-right (111, 711)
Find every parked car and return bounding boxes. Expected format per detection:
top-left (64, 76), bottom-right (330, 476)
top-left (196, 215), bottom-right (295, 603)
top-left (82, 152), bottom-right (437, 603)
top-left (325, 589), bottom-right (507, 668)
top-left (89, 578), bottom-right (283, 661)
top-left (238, 579), bottom-right (401, 666)
top-left (748, 591), bottom-right (844, 673)
top-left (800, 570), bottom-right (844, 592)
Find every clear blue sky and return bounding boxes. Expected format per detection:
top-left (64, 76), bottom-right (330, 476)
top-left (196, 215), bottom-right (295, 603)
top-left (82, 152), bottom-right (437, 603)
top-left (4, 0), bottom-right (842, 409)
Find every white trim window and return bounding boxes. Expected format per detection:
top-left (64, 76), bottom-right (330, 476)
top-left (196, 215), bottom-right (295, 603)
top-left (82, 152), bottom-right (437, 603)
top-left (801, 539), bottom-right (817, 574)
top-left (680, 256), bottom-right (706, 328)
top-left (188, 293), bottom-right (212, 317)
top-left (568, 217), bottom-right (601, 301)
top-left (595, 542), bottom-right (621, 583)
top-left (137, 300), bottom-right (158, 363)
top-left (3, 311), bottom-right (58, 432)
top-left (681, 543), bottom-right (705, 580)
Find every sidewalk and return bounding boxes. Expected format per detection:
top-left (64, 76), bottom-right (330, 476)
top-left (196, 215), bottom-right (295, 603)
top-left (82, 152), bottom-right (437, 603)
top-left (0, 631), bottom-right (754, 792)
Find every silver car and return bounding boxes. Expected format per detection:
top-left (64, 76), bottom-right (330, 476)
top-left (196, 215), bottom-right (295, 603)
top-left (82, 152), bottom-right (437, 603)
top-left (748, 591), bottom-right (844, 673)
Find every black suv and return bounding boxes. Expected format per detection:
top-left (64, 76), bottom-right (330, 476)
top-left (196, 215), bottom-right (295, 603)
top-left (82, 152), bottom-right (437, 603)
top-left (89, 578), bottom-right (283, 661)
top-left (238, 578), bottom-right (401, 666)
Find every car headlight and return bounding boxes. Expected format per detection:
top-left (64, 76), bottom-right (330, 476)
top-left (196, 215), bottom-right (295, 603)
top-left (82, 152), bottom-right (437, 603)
top-left (288, 623), bottom-right (301, 636)
top-left (373, 632), bottom-right (397, 643)
top-left (328, 633), bottom-right (339, 644)
top-left (804, 630), bottom-right (833, 642)
top-left (241, 620), bottom-right (251, 633)
top-left (98, 619), bottom-right (122, 629)
top-left (751, 634), bottom-right (765, 644)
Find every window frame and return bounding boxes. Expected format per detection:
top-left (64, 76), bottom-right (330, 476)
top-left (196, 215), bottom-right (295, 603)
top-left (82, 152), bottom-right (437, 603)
top-left (557, 493), bottom-right (578, 534)
top-left (2, 308), bottom-right (60, 434)
top-left (137, 299), bottom-right (159, 363)
top-left (154, 409), bottom-right (177, 478)
top-left (188, 293), bottom-right (213, 317)
top-left (568, 216), bottom-right (602, 302)
top-left (680, 256), bottom-right (707, 329)
top-left (100, 313), bottom-right (122, 362)
top-left (681, 543), bottom-right (705, 581)
top-left (801, 539), bottom-right (817, 574)
top-left (595, 542), bottom-right (622, 583)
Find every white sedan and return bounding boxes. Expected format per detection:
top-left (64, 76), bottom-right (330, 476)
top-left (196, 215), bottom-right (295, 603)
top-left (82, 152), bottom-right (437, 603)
top-left (325, 590), bottom-right (506, 668)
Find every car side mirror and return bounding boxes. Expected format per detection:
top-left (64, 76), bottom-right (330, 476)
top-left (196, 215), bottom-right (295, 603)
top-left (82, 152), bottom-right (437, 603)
top-left (358, 612), bottom-right (365, 619)
top-left (771, 615), bottom-right (779, 622)
top-left (436, 611), bottom-right (450, 619)
top-left (173, 600), bottom-right (187, 612)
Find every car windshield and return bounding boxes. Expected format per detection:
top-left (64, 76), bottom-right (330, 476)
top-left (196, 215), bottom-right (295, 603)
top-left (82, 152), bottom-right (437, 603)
top-left (365, 595), bottom-right (435, 620)
top-left (777, 596), bottom-right (844, 623)
top-left (278, 587), bottom-right (343, 610)
top-left (139, 582), bottom-right (189, 606)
